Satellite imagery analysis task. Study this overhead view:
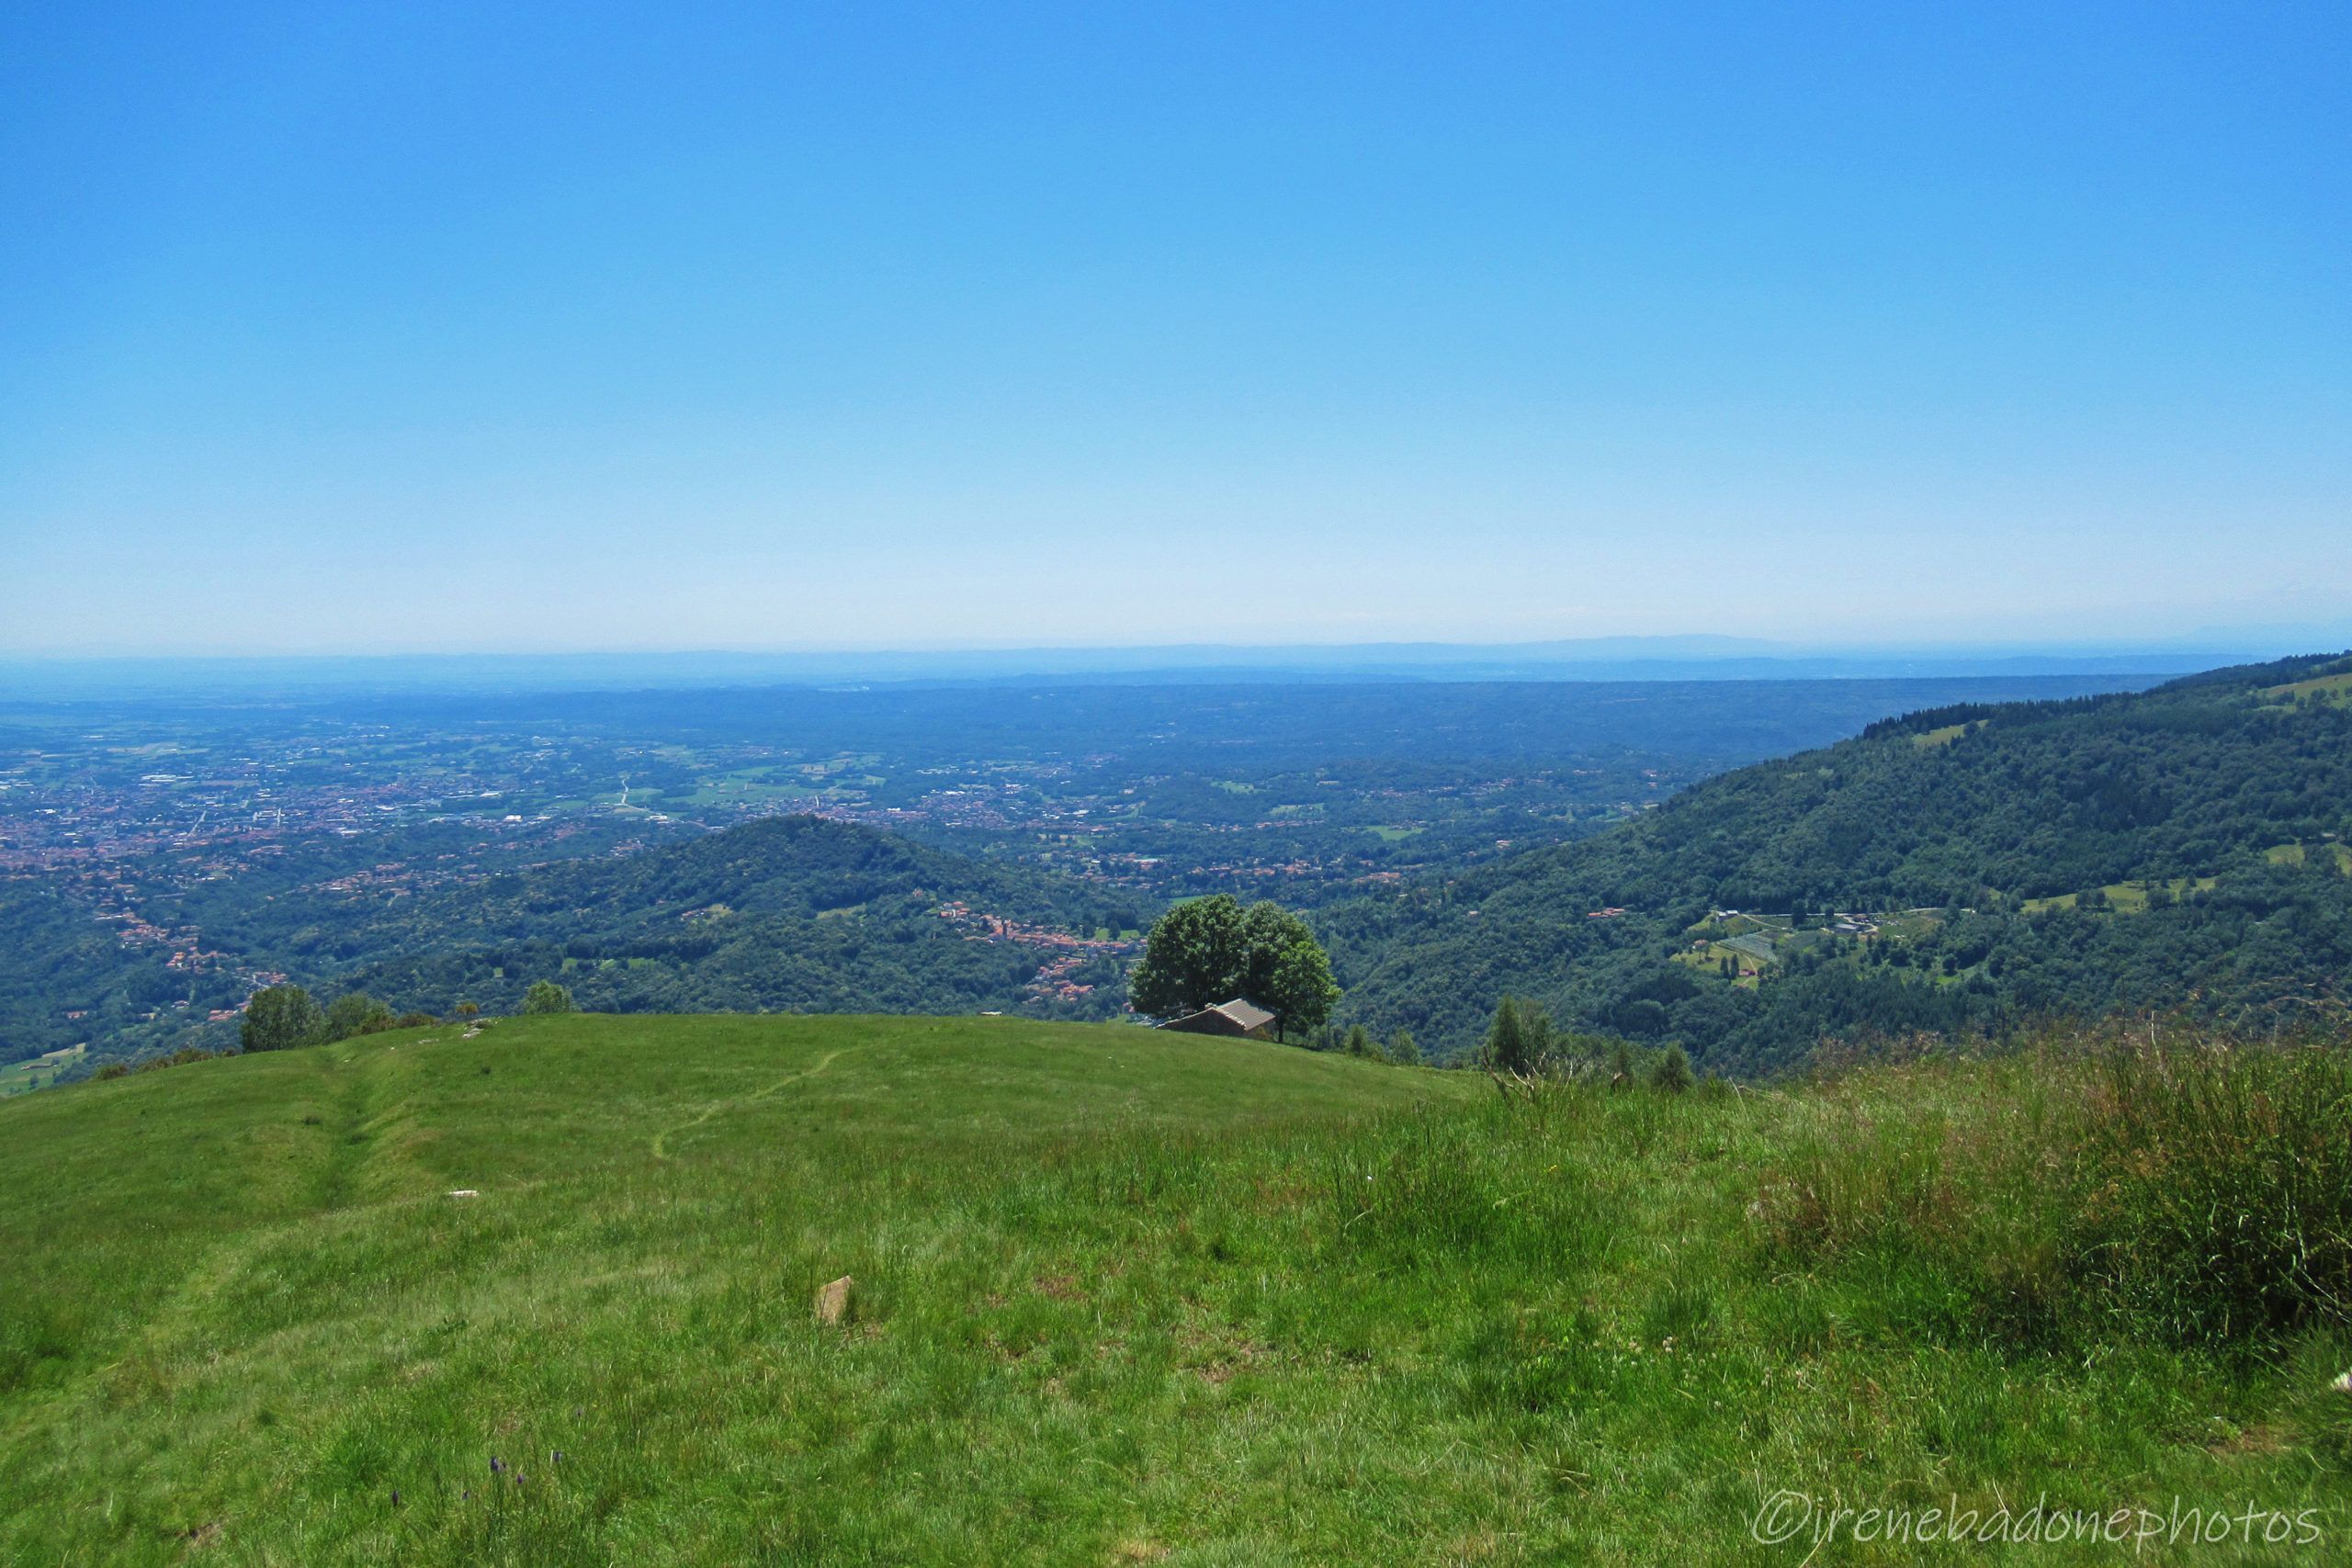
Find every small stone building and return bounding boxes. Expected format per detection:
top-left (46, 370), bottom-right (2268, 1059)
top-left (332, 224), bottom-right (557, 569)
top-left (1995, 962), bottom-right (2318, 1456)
top-left (1157, 998), bottom-right (1277, 1041)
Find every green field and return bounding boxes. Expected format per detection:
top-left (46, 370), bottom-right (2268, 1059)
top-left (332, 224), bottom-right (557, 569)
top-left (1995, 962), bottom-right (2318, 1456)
top-left (1671, 939), bottom-right (1768, 986)
top-left (2267, 840), bottom-right (2352, 874)
top-left (2024, 840), bottom-right (2347, 916)
top-left (3, 1017), bottom-right (2346, 1562)
top-left (0, 1043), bottom-right (84, 1098)
top-left (2023, 875), bottom-right (2219, 915)
top-left (2262, 671), bottom-right (2352, 707)
top-left (1909, 721), bottom-right (1975, 749)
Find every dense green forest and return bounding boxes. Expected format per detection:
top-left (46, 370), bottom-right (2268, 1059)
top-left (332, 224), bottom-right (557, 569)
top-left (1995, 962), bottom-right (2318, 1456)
top-left (1325, 652), bottom-right (2352, 1071)
top-left (0, 880), bottom-right (185, 1065)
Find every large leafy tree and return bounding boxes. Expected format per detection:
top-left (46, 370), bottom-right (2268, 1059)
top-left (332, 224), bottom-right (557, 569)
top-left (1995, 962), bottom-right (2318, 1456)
top-left (1129, 895), bottom-right (1340, 1039)
top-left (241, 984), bottom-right (325, 1053)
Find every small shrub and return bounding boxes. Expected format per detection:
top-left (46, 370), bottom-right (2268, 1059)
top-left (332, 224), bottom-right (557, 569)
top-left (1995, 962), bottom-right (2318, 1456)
top-left (1649, 1044), bottom-right (1695, 1095)
top-left (1481, 997), bottom-right (1552, 1076)
top-left (135, 1047), bottom-right (220, 1074)
top-left (522, 980), bottom-right (575, 1015)
top-left (95, 1063), bottom-right (129, 1081)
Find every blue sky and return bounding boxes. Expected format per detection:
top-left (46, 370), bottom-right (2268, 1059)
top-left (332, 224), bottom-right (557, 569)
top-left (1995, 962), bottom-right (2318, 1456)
top-left (3, 2), bottom-right (2346, 655)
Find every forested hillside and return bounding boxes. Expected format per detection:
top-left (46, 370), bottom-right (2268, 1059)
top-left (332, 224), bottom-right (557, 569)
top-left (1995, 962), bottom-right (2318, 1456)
top-left (1325, 652), bottom-right (2352, 1071)
top-left (28, 818), bottom-right (1156, 1061)
top-left (325, 815), bottom-right (1156, 1021)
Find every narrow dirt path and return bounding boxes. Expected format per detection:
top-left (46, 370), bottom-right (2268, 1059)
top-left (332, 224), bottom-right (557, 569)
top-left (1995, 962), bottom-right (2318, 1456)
top-left (649, 1045), bottom-right (859, 1161)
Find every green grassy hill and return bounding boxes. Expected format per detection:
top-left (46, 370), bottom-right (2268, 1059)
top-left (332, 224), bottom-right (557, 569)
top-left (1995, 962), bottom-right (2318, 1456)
top-left (4, 1015), bottom-right (2347, 1562)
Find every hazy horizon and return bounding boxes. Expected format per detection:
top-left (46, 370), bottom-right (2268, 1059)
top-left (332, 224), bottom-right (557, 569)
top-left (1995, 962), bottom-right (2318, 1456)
top-left (8, 627), bottom-right (2349, 704)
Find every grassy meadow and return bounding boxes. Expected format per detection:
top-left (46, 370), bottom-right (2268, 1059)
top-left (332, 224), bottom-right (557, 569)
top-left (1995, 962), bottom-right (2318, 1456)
top-left (0, 1042), bottom-right (84, 1098)
top-left (1, 1014), bottom-right (2347, 1563)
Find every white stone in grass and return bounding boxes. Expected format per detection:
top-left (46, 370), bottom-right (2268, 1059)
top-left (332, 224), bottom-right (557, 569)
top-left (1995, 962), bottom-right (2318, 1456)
top-left (2334, 1371), bottom-right (2352, 1395)
top-left (447, 1190), bottom-right (480, 1200)
top-left (814, 1275), bottom-right (854, 1326)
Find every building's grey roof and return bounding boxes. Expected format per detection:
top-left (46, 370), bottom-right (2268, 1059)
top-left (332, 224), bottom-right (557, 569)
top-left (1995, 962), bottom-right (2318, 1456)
top-left (1209, 998), bottom-right (1274, 1032)
top-left (1155, 997), bottom-right (1278, 1034)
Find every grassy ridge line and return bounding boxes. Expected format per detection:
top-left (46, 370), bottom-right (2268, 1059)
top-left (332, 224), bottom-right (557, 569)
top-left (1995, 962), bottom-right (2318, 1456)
top-left (2, 1016), bottom-right (2346, 1563)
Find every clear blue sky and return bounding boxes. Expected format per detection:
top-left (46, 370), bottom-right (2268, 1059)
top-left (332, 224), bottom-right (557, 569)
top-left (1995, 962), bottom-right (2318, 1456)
top-left (4, 2), bottom-right (2346, 655)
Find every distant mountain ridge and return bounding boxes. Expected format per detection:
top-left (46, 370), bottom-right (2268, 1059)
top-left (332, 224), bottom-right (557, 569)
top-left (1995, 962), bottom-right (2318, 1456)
top-left (1322, 651), bottom-right (2352, 1071)
top-left (7, 630), bottom-right (2326, 697)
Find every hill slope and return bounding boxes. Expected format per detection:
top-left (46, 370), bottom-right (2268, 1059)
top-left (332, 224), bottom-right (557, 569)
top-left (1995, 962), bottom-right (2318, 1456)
top-left (1325, 651), bottom-right (2352, 1068)
top-left (3, 1014), bottom-right (2344, 1562)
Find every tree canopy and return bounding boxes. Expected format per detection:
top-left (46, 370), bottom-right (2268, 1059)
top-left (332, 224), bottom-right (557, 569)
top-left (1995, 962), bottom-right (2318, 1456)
top-left (1128, 896), bottom-right (1340, 1039)
top-left (241, 985), bottom-right (325, 1053)
top-left (323, 991), bottom-right (393, 1041)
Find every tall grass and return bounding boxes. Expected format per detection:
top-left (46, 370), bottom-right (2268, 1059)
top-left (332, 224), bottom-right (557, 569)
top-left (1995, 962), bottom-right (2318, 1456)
top-left (2078, 1034), bottom-right (2352, 1343)
top-left (1756, 1025), bottom-right (2352, 1349)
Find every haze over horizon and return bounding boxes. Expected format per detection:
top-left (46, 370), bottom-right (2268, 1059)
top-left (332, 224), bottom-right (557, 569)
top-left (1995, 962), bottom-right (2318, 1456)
top-left (6, 3), bottom-right (2347, 656)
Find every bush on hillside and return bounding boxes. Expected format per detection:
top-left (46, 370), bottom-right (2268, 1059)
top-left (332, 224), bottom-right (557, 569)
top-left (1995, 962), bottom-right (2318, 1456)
top-left (1480, 997), bottom-right (1551, 1076)
top-left (1650, 1043), bottom-right (1696, 1094)
top-left (137, 1047), bottom-right (222, 1074)
top-left (523, 979), bottom-right (575, 1014)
